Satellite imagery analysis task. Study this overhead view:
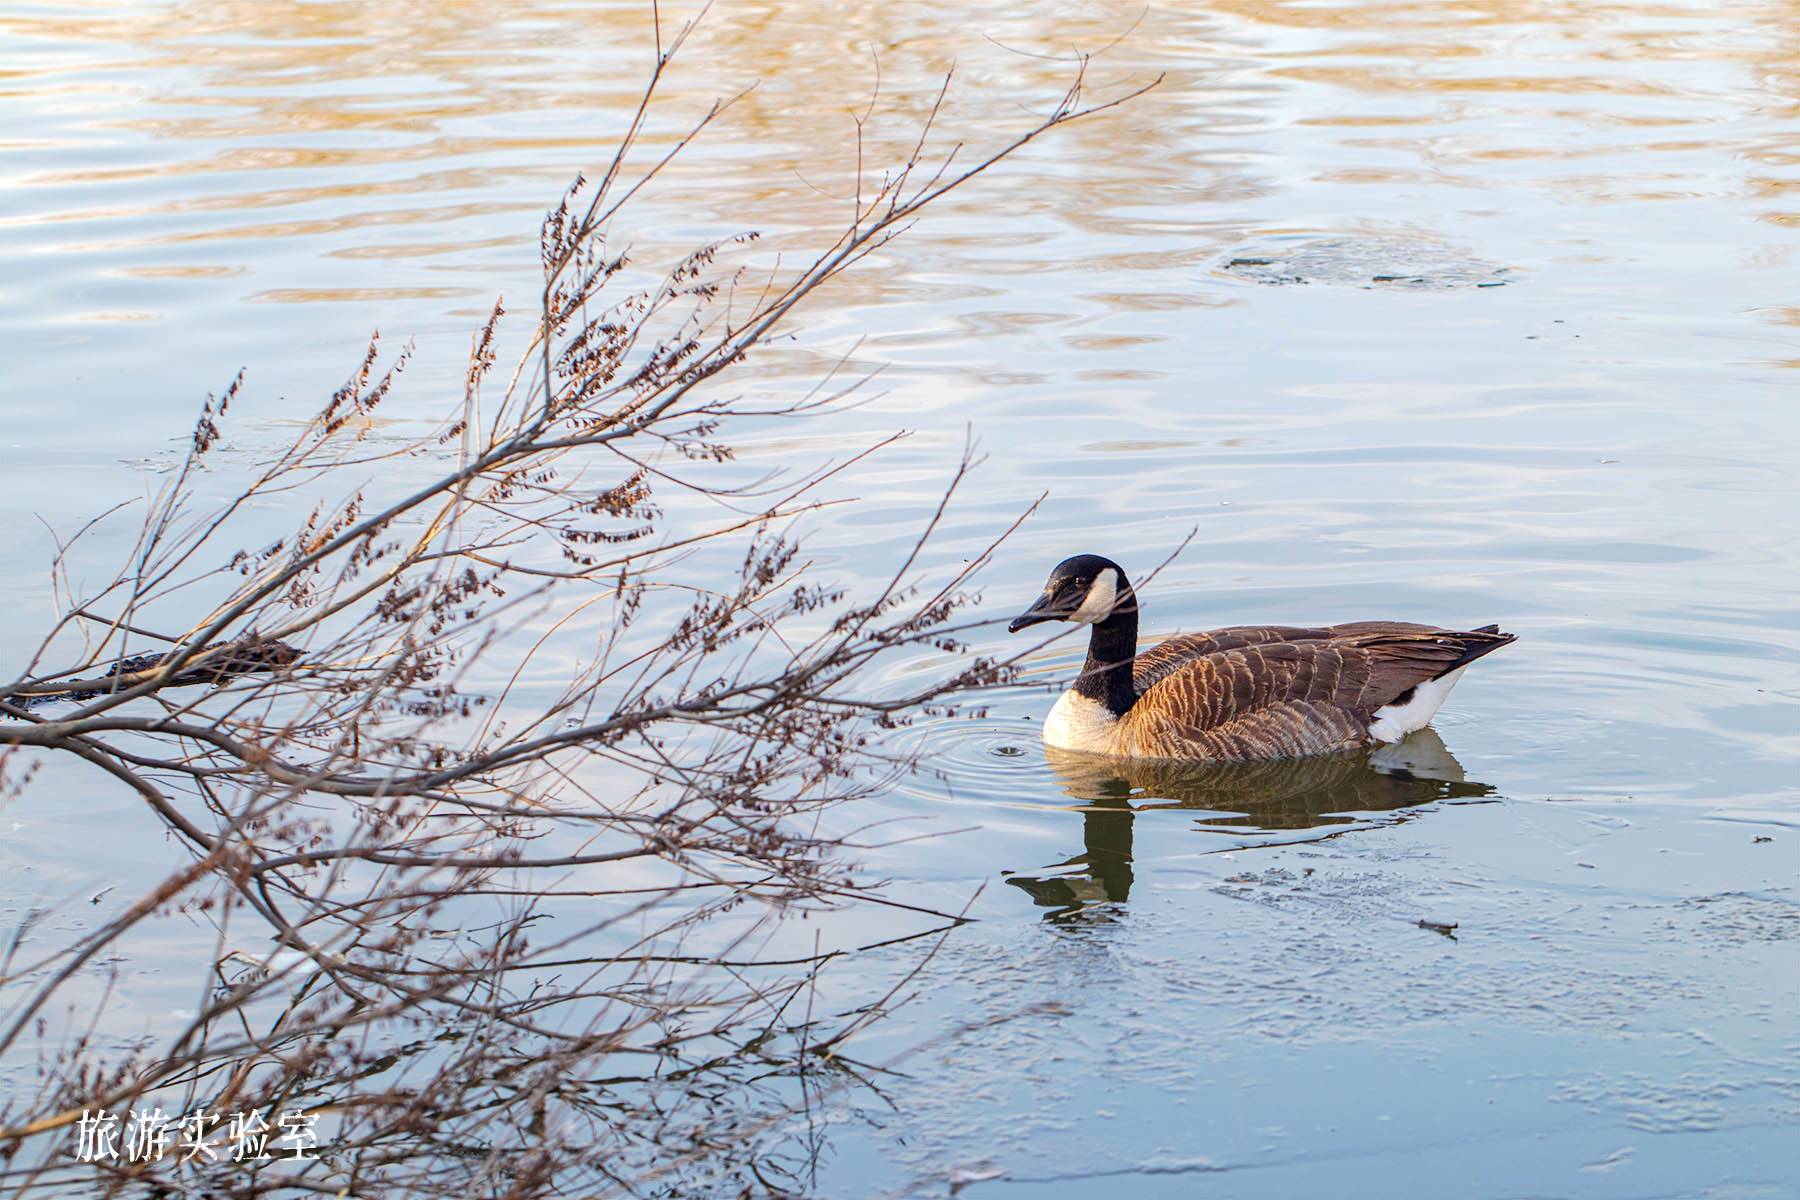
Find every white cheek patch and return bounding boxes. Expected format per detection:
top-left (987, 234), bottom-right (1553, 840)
top-left (1070, 568), bottom-right (1118, 625)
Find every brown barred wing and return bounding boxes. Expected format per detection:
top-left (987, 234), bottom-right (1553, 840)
top-left (1131, 625), bottom-right (1334, 691)
top-left (1118, 626), bottom-right (1514, 763)
top-left (1331, 625), bottom-right (1517, 711)
top-left (1120, 640), bottom-right (1374, 761)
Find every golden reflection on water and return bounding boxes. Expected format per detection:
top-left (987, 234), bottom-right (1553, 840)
top-left (6, 0), bottom-right (1797, 309)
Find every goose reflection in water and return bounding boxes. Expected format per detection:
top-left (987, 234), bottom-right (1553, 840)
top-left (1005, 729), bottom-right (1493, 920)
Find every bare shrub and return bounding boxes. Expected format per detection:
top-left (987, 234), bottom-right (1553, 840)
top-left (0, 12), bottom-right (1148, 1197)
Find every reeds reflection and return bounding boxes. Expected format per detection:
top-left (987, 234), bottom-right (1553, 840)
top-left (1007, 730), bottom-right (1493, 919)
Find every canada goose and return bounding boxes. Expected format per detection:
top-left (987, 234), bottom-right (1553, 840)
top-left (1008, 554), bottom-right (1514, 762)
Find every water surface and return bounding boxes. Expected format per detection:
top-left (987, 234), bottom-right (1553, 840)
top-left (2, 1), bottom-right (1796, 1195)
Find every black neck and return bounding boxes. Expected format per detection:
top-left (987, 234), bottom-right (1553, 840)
top-left (1073, 592), bottom-right (1138, 718)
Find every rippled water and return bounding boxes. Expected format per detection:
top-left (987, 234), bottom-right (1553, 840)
top-left (3, 0), bottom-right (1797, 1195)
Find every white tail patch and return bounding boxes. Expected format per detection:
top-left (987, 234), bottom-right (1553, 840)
top-left (1042, 689), bottom-right (1119, 753)
top-left (1070, 568), bottom-right (1119, 625)
top-left (1367, 666), bottom-right (1466, 743)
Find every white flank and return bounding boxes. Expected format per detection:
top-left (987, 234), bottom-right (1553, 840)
top-left (1042, 689), bottom-right (1119, 753)
top-left (1070, 568), bottom-right (1119, 625)
top-left (1367, 666), bottom-right (1466, 743)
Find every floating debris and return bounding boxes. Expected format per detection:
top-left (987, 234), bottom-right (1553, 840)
top-left (1219, 234), bottom-right (1512, 290)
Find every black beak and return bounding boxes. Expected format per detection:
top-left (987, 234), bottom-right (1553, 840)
top-left (1007, 590), bottom-right (1066, 633)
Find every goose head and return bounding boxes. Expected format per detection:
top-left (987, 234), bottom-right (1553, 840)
top-left (1008, 554), bottom-right (1135, 632)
